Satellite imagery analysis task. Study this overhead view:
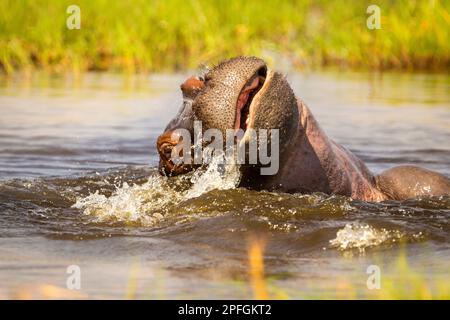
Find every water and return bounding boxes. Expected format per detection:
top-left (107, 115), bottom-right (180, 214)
top-left (0, 71), bottom-right (449, 299)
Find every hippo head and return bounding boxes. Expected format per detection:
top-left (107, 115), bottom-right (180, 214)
top-left (156, 56), bottom-right (299, 176)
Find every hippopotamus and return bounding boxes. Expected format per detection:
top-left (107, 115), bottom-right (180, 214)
top-left (156, 56), bottom-right (450, 201)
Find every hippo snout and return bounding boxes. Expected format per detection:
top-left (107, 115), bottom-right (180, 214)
top-left (156, 130), bottom-right (194, 176)
top-left (156, 130), bottom-right (177, 175)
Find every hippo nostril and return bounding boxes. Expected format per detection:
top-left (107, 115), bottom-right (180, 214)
top-left (160, 143), bottom-right (174, 160)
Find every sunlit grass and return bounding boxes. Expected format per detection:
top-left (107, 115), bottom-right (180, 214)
top-left (1, 0), bottom-right (449, 74)
top-left (5, 243), bottom-right (449, 299)
top-left (246, 238), bottom-right (450, 300)
top-left (372, 252), bottom-right (450, 299)
top-left (248, 236), bottom-right (269, 299)
top-left (7, 284), bottom-right (88, 299)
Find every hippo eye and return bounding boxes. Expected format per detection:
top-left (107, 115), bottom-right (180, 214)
top-left (204, 73), bottom-right (212, 83)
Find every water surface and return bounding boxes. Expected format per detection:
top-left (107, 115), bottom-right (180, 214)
top-left (0, 71), bottom-right (449, 298)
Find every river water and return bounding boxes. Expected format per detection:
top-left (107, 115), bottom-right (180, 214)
top-left (0, 71), bottom-right (449, 299)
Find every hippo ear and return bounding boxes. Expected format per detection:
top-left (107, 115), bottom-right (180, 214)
top-left (180, 76), bottom-right (205, 100)
top-left (198, 63), bottom-right (211, 76)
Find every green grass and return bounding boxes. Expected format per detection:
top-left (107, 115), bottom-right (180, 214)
top-left (4, 241), bottom-right (450, 299)
top-left (1, 0), bottom-right (449, 74)
top-left (246, 240), bottom-right (450, 300)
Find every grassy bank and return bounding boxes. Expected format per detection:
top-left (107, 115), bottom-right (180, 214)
top-left (1, 0), bottom-right (449, 74)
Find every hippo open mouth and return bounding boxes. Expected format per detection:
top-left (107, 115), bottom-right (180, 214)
top-left (234, 67), bottom-right (267, 132)
top-left (156, 56), bottom-right (298, 177)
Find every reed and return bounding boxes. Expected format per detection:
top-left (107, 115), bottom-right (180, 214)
top-left (246, 238), bottom-right (450, 300)
top-left (1, 0), bottom-right (449, 74)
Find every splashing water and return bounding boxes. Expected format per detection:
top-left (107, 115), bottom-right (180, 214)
top-left (329, 223), bottom-right (408, 252)
top-left (185, 152), bottom-right (241, 198)
top-left (72, 153), bottom-right (241, 226)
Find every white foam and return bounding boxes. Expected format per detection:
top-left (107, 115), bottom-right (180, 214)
top-left (185, 152), bottom-right (241, 198)
top-left (329, 223), bottom-right (405, 252)
top-left (72, 152), bottom-right (241, 226)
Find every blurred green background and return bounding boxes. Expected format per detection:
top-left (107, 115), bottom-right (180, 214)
top-left (0, 0), bottom-right (449, 74)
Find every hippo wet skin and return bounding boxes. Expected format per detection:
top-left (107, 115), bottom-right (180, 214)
top-left (156, 57), bottom-right (450, 201)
